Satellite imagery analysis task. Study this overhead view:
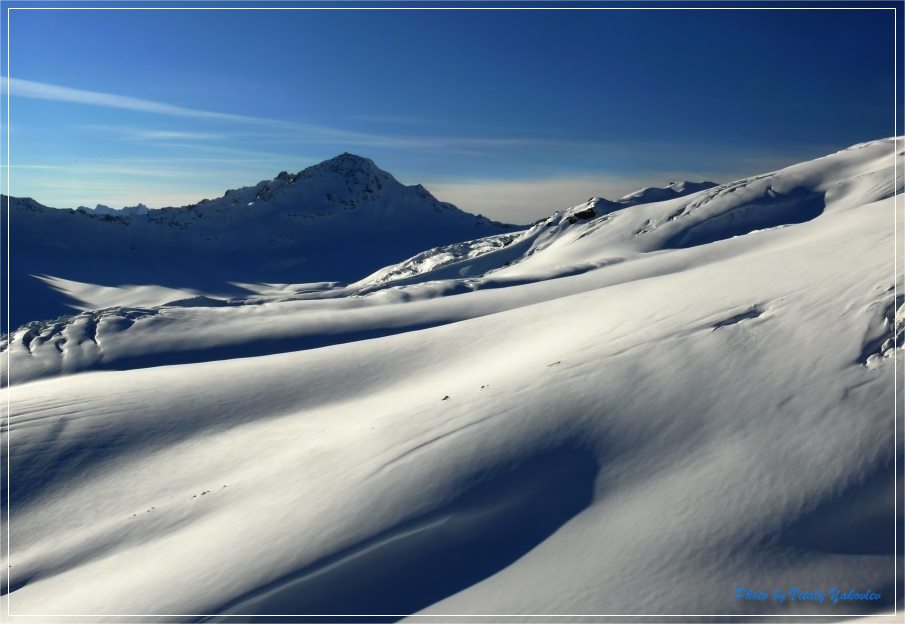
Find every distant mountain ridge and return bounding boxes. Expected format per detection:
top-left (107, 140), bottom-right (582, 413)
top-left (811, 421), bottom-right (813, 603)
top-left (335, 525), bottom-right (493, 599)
top-left (77, 203), bottom-right (150, 216)
top-left (2, 154), bottom-right (725, 330)
top-left (2, 153), bottom-right (518, 328)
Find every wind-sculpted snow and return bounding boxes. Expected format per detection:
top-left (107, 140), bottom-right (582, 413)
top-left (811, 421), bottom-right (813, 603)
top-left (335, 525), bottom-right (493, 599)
top-left (1, 138), bottom-right (902, 619)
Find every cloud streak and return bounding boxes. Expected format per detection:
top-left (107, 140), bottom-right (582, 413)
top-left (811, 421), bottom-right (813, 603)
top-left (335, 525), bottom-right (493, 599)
top-left (347, 113), bottom-right (432, 125)
top-left (3, 77), bottom-right (615, 153)
top-left (2, 77), bottom-right (282, 126)
top-left (79, 124), bottom-right (225, 142)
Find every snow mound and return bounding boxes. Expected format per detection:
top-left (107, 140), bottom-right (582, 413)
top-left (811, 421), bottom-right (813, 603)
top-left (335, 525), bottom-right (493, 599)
top-left (620, 179), bottom-right (718, 204)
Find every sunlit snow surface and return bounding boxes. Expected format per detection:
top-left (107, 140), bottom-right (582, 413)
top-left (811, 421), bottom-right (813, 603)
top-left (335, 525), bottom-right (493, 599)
top-left (2, 138), bottom-right (903, 620)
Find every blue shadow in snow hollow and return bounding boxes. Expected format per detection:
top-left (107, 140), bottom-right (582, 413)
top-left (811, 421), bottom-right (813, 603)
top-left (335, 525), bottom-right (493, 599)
top-left (201, 441), bottom-right (601, 623)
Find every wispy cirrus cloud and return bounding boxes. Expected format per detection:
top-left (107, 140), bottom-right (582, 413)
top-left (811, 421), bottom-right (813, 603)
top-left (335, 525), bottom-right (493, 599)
top-left (2, 77), bottom-right (613, 153)
top-left (2, 77), bottom-right (281, 126)
top-left (9, 162), bottom-right (197, 178)
top-left (79, 124), bottom-right (226, 142)
top-left (347, 113), bottom-right (432, 125)
top-left (1, 76), bottom-right (398, 147)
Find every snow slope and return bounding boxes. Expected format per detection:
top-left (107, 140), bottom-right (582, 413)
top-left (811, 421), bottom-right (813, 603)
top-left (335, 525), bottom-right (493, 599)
top-left (1, 138), bottom-right (902, 620)
top-left (1, 153), bottom-right (516, 328)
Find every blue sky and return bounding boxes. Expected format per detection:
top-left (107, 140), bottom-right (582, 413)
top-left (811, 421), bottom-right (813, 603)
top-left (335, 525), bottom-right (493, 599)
top-left (1, 2), bottom-right (900, 221)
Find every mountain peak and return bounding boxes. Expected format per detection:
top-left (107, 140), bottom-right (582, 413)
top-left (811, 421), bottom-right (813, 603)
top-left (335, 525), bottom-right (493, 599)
top-left (336, 151), bottom-right (373, 163)
top-left (308, 152), bottom-right (382, 178)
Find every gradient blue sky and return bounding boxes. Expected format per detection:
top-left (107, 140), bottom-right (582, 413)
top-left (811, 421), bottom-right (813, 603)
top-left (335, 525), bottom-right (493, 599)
top-left (1, 2), bottom-right (900, 221)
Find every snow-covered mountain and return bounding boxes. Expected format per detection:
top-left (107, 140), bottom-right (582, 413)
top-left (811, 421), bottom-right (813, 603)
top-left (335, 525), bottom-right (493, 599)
top-left (1, 153), bottom-right (516, 328)
top-left (2, 138), bottom-right (902, 619)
